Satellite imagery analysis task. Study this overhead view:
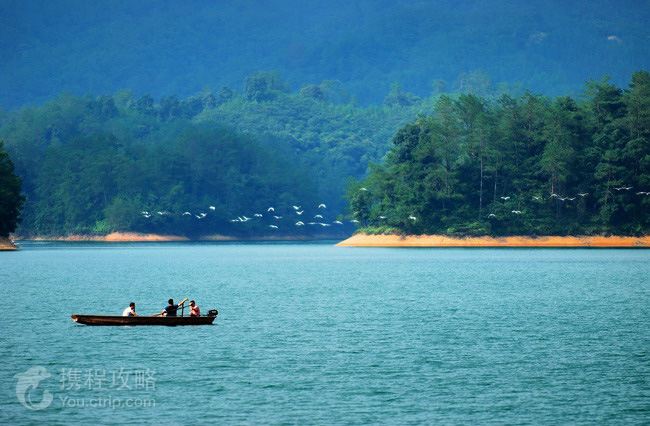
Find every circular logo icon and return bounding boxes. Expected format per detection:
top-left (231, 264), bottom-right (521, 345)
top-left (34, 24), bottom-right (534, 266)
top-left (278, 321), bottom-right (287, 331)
top-left (14, 366), bottom-right (53, 411)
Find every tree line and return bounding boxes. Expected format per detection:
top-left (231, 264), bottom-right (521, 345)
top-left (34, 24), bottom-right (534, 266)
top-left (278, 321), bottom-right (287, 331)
top-left (1, 71), bottom-right (647, 237)
top-left (0, 73), bottom-right (429, 237)
top-left (349, 72), bottom-right (650, 236)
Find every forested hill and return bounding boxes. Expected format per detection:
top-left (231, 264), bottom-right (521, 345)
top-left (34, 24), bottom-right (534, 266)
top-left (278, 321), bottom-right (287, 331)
top-left (0, 75), bottom-right (431, 237)
top-left (350, 71), bottom-right (650, 236)
top-left (2, 0), bottom-right (649, 108)
top-left (1, 71), bottom-right (648, 237)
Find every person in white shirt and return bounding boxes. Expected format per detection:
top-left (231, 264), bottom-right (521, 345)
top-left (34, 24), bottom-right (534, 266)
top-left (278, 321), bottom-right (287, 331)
top-left (122, 302), bottom-right (137, 317)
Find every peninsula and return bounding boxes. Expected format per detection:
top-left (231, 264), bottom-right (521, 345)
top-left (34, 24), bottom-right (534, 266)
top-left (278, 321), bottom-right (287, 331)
top-left (337, 234), bottom-right (650, 248)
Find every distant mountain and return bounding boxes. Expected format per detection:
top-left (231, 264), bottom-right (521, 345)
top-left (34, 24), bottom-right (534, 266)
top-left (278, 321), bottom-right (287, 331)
top-left (2, 0), bottom-right (649, 108)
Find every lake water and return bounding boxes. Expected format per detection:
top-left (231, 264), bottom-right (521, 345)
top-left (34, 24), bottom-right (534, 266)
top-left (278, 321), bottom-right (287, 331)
top-left (1, 242), bottom-right (649, 424)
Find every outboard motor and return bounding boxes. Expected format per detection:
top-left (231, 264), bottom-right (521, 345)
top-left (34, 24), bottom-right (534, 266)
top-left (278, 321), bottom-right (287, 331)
top-left (207, 309), bottom-right (218, 317)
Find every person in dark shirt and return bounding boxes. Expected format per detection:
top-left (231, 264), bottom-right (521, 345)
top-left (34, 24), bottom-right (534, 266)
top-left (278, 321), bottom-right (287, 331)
top-left (161, 299), bottom-right (178, 317)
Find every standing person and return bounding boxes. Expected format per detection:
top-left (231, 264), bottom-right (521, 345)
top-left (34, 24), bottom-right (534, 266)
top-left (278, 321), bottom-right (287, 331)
top-left (161, 299), bottom-right (179, 317)
top-left (189, 300), bottom-right (200, 317)
top-left (122, 302), bottom-right (137, 317)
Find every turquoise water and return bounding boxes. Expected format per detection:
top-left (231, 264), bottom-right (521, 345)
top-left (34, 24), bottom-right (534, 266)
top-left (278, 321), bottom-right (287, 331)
top-left (1, 242), bottom-right (649, 424)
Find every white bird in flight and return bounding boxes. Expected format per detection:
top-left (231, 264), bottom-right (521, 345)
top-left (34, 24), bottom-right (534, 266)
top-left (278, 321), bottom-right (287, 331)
top-left (314, 214), bottom-right (323, 219)
top-left (295, 221), bottom-right (305, 226)
top-left (408, 216), bottom-right (417, 221)
top-left (578, 193), bottom-right (588, 197)
top-left (268, 225), bottom-right (278, 229)
top-left (379, 216), bottom-right (386, 219)
top-left (292, 205), bottom-right (301, 210)
top-left (333, 220), bottom-right (343, 225)
top-left (182, 212), bottom-right (191, 216)
top-left (607, 35), bottom-right (622, 43)
top-left (296, 211), bottom-right (304, 215)
top-left (273, 215), bottom-right (283, 219)
top-left (209, 206), bottom-right (216, 211)
top-left (511, 210), bottom-right (523, 214)
top-left (500, 196), bottom-right (510, 201)
top-left (359, 187), bottom-right (368, 191)
top-left (318, 204), bottom-right (326, 209)
top-left (488, 213), bottom-right (496, 218)
top-left (268, 207), bottom-right (275, 212)
top-left (254, 213), bottom-right (263, 217)
top-left (350, 219), bottom-right (360, 223)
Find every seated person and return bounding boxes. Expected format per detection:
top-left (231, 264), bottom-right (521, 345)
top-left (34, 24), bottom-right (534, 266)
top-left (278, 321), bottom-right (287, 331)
top-left (189, 300), bottom-right (200, 317)
top-left (161, 298), bottom-right (179, 317)
top-left (122, 302), bottom-right (137, 317)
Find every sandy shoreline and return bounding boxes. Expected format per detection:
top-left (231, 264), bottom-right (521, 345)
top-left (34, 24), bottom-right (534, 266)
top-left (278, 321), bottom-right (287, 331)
top-left (20, 232), bottom-right (346, 243)
top-left (337, 234), bottom-right (650, 248)
top-left (17, 232), bottom-right (649, 247)
top-left (28, 232), bottom-right (190, 242)
top-left (0, 237), bottom-right (17, 251)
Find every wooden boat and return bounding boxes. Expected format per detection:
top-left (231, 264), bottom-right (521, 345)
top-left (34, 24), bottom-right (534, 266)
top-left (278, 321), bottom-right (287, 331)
top-left (71, 311), bottom-right (217, 326)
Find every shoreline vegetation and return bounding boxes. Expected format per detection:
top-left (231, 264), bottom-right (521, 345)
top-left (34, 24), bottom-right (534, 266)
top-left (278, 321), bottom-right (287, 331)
top-left (337, 233), bottom-right (650, 248)
top-left (2, 73), bottom-right (647, 240)
top-left (348, 72), bottom-right (650, 238)
top-left (6, 233), bottom-right (650, 247)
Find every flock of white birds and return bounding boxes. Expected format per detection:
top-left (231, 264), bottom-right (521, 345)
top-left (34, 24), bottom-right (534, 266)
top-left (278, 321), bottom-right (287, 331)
top-left (140, 202), bottom-right (356, 230)
top-left (489, 186), bottom-right (649, 218)
top-left (140, 185), bottom-right (648, 226)
top-left (228, 204), bottom-right (354, 229)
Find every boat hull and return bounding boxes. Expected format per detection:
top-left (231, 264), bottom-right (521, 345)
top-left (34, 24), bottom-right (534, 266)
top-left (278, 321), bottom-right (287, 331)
top-left (71, 314), bottom-right (216, 326)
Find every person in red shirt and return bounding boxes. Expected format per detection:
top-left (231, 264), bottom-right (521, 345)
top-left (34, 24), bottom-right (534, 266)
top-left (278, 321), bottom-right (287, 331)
top-left (189, 300), bottom-right (200, 317)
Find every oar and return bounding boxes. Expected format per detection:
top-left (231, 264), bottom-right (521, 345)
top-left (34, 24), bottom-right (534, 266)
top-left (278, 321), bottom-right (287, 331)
top-left (178, 297), bottom-right (189, 316)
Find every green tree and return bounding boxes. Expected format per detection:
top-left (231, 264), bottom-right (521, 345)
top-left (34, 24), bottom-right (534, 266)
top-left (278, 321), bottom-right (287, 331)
top-left (621, 71), bottom-right (650, 232)
top-left (588, 78), bottom-right (629, 230)
top-left (244, 71), bottom-right (289, 102)
top-left (0, 141), bottom-right (25, 237)
top-left (384, 83), bottom-right (420, 107)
